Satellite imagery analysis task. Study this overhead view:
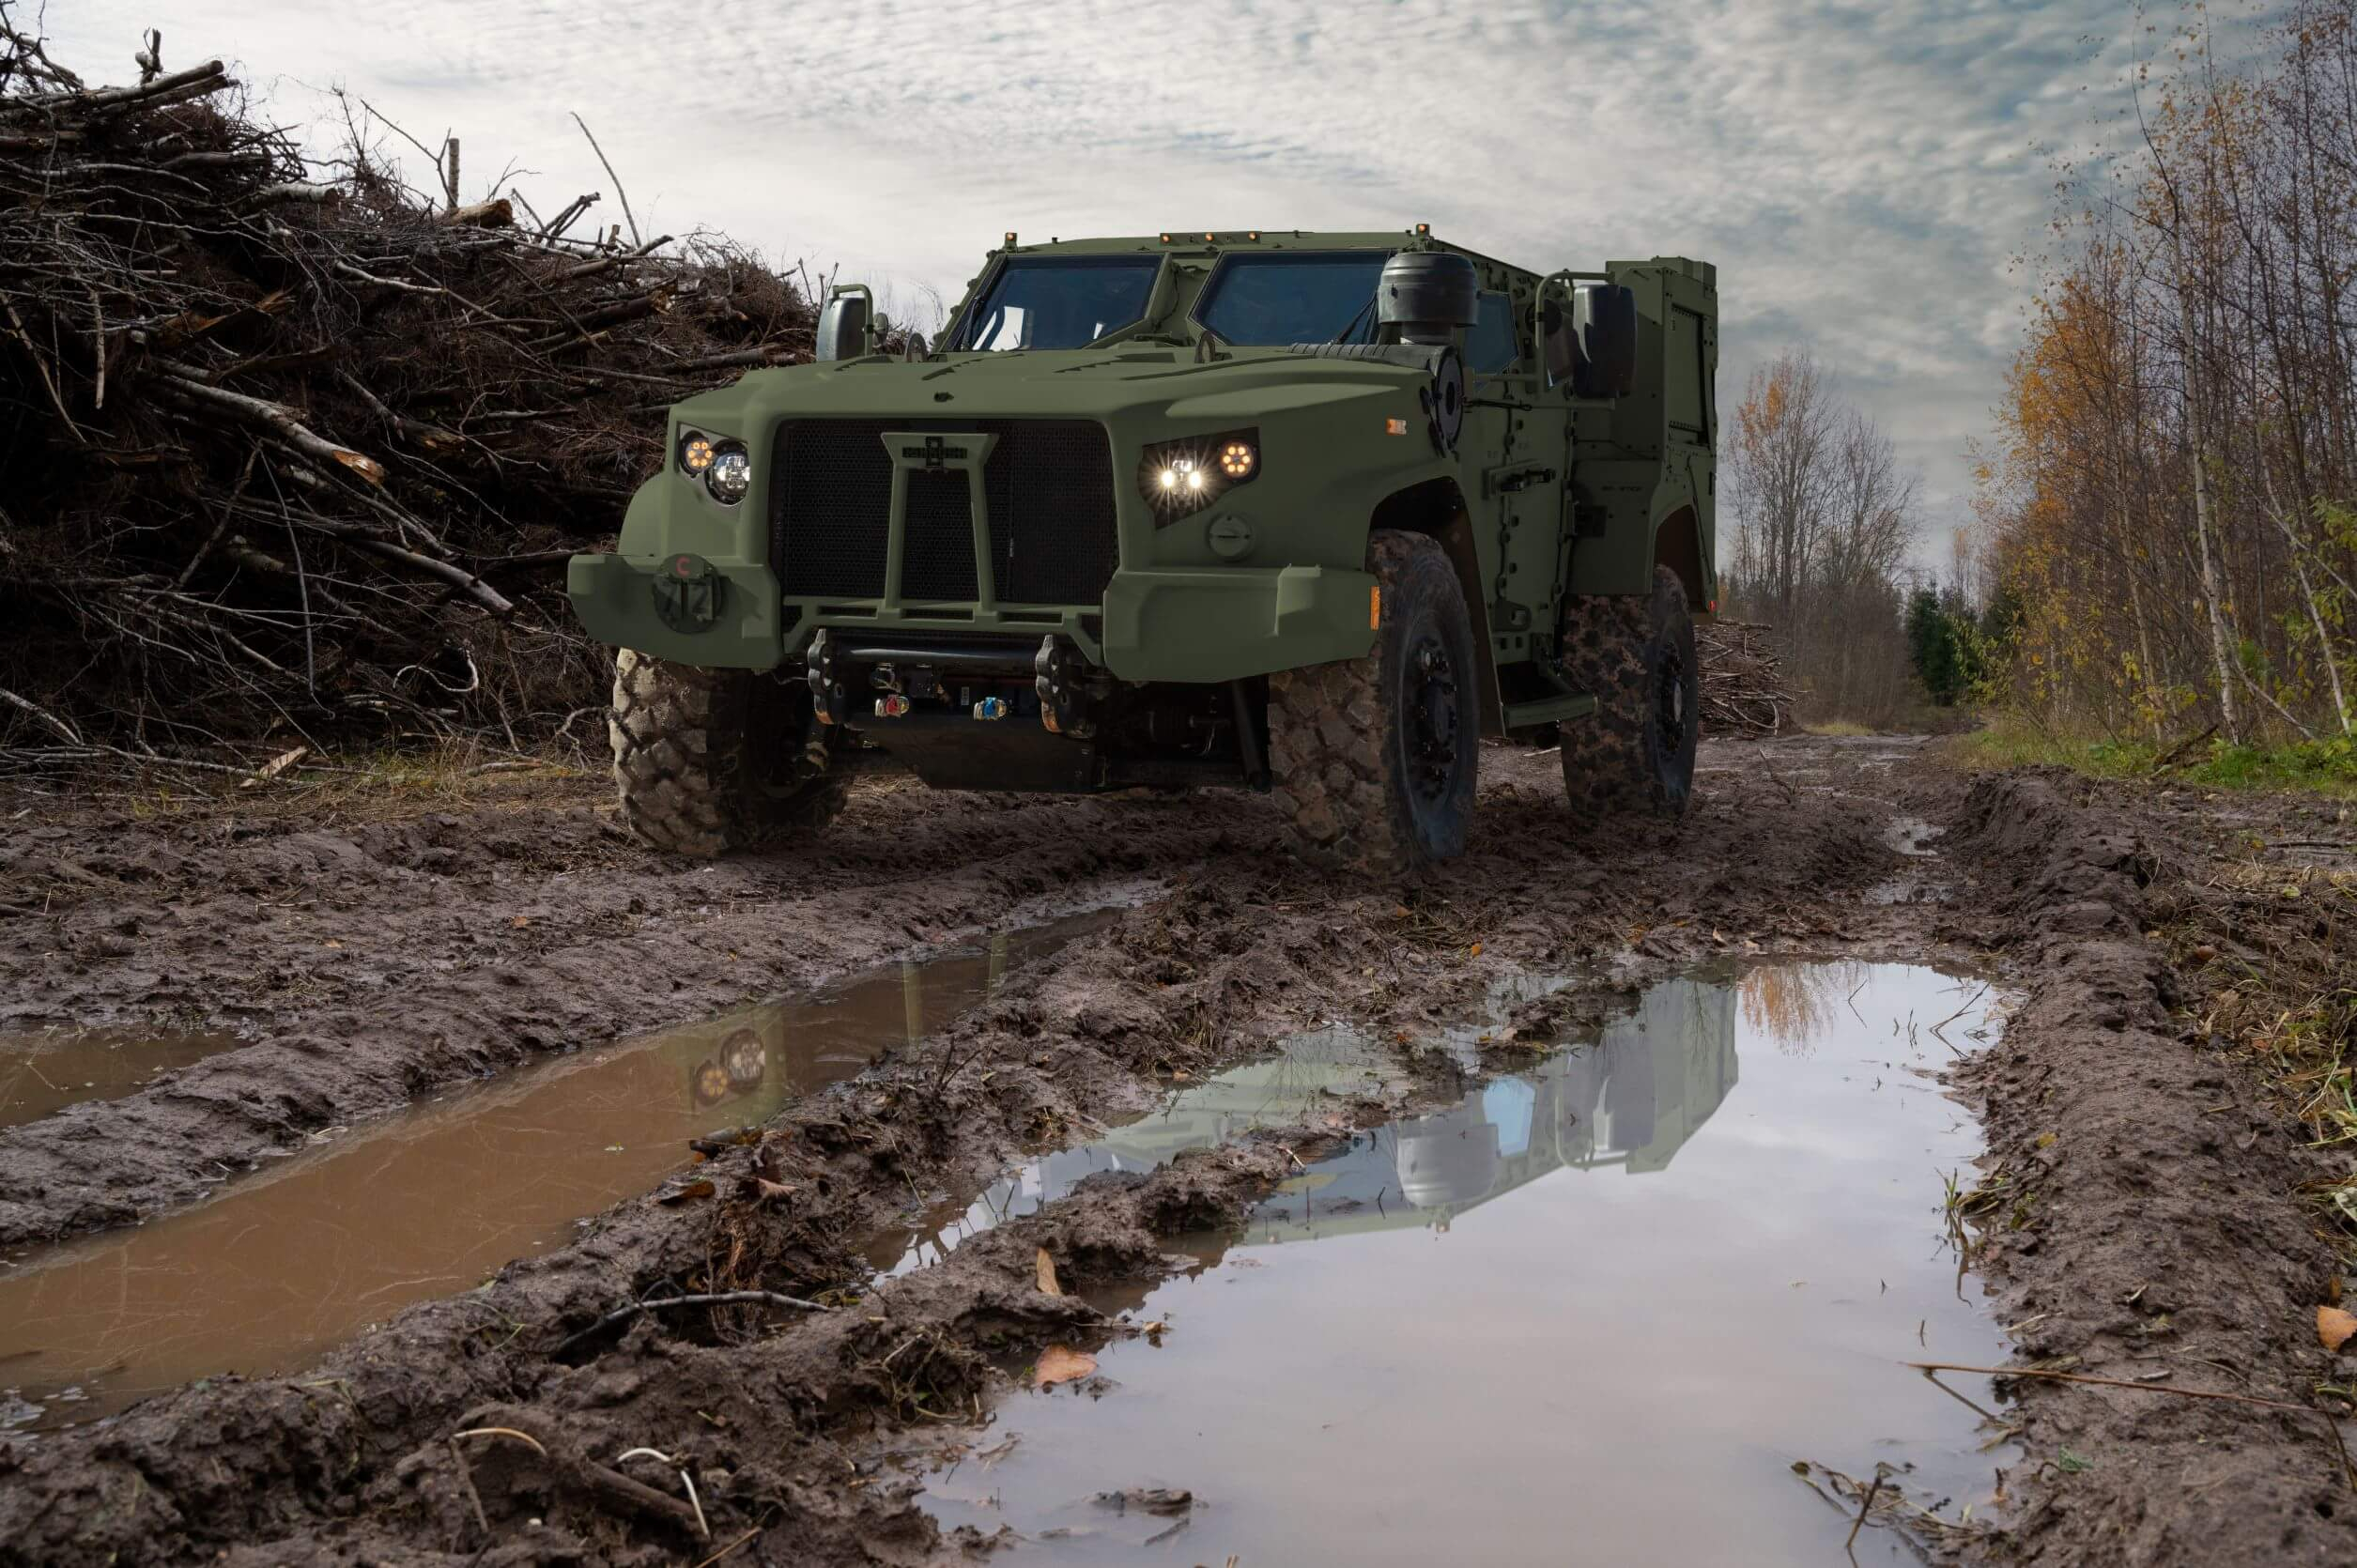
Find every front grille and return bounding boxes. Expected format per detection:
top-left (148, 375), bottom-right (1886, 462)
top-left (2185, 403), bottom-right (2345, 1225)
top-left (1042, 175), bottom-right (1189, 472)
top-left (900, 470), bottom-right (978, 602)
top-left (768, 419), bottom-right (1119, 606)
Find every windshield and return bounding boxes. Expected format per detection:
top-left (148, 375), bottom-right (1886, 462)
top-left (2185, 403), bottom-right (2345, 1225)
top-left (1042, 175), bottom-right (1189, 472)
top-left (1194, 251), bottom-right (1392, 346)
top-left (950, 255), bottom-right (1162, 351)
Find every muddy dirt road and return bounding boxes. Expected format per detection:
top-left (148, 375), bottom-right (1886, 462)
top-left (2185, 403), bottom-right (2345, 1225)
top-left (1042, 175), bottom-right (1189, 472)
top-left (0, 736), bottom-right (2351, 1566)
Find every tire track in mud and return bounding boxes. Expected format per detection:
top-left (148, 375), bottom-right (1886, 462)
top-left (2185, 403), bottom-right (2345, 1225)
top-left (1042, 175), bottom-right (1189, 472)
top-left (3, 737), bottom-right (2346, 1566)
top-left (0, 777), bottom-right (1229, 1247)
top-left (0, 737), bottom-right (1931, 1564)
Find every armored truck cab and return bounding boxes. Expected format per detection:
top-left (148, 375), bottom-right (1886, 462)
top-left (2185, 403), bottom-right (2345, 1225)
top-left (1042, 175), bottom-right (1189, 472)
top-left (568, 228), bottom-right (1718, 874)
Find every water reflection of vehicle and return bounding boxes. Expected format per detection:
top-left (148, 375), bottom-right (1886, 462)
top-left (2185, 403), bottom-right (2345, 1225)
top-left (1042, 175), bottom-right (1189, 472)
top-left (1254, 978), bottom-right (1737, 1242)
top-left (910, 976), bottom-right (1739, 1262)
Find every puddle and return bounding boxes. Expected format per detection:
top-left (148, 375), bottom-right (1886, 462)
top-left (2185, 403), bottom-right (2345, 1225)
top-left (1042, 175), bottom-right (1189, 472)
top-left (872, 976), bottom-right (1575, 1276)
top-left (0, 913), bottom-right (1111, 1432)
top-left (917, 961), bottom-right (2015, 1563)
top-left (1885, 816), bottom-right (1946, 858)
top-left (0, 1026), bottom-right (242, 1130)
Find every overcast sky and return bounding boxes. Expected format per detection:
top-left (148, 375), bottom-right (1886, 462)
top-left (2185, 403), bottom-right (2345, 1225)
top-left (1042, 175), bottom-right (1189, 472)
top-left (48, 0), bottom-right (2197, 563)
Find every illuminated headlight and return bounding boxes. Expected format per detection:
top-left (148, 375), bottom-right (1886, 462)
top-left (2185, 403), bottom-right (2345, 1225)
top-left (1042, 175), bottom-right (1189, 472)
top-left (704, 443), bottom-right (752, 504)
top-left (1138, 428), bottom-right (1258, 522)
top-left (678, 428), bottom-right (717, 475)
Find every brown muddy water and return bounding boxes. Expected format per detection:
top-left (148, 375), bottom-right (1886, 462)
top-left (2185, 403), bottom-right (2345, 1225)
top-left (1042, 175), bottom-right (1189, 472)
top-left (0, 914), bottom-right (1110, 1433)
top-left (0, 1026), bottom-right (241, 1130)
top-left (912, 961), bottom-right (2016, 1565)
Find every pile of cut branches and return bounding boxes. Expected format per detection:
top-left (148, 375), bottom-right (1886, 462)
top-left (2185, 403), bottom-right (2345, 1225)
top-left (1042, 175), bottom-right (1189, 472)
top-left (0, 16), bottom-right (816, 760)
top-left (1697, 620), bottom-right (1791, 737)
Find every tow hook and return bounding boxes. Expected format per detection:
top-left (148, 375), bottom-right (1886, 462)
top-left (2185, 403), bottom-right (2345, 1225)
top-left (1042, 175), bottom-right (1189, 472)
top-left (806, 628), bottom-right (847, 725)
top-left (1034, 635), bottom-right (1097, 738)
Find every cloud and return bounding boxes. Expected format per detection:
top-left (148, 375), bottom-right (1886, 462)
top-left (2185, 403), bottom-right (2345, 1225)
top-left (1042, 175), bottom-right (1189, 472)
top-left (49, 0), bottom-right (2163, 542)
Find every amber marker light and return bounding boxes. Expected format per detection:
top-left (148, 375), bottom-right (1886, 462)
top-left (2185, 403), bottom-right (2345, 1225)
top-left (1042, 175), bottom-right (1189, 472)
top-left (679, 432), bottom-right (716, 473)
top-left (1385, 417), bottom-right (1409, 436)
top-left (1218, 439), bottom-right (1256, 478)
top-left (1369, 586), bottom-right (1382, 628)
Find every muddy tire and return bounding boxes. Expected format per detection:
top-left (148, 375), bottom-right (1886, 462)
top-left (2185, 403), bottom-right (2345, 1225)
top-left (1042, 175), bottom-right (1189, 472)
top-left (609, 648), bottom-right (850, 857)
top-left (1268, 530), bottom-right (1479, 876)
top-left (1557, 564), bottom-right (1699, 822)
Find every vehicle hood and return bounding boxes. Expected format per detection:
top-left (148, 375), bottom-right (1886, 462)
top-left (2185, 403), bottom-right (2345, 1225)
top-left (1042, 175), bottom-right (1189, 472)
top-left (668, 346), bottom-right (1424, 435)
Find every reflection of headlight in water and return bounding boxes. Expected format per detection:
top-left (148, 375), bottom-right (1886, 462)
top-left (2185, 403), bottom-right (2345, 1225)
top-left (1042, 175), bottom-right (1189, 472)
top-left (721, 1028), bottom-right (765, 1090)
top-left (1395, 1116), bottom-right (1502, 1208)
top-left (692, 1059), bottom-right (732, 1108)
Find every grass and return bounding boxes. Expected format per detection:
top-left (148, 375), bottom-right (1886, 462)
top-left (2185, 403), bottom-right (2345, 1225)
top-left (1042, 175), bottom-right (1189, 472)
top-left (93, 742), bottom-right (596, 826)
top-left (1946, 715), bottom-right (2357, 797)
top-left (1802, 719), bottom-right (1876, 737)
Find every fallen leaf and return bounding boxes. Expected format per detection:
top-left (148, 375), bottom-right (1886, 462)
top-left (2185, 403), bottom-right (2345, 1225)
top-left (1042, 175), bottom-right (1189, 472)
top-left (323, 938), bottom-right (343, 949)
top-left (239, 745), bottom-right (310, 789)
top-left (736, 1176), bottom-right (794, 1203)
top-left (1093, 1487), bottom-right (1192, 1515)
top-left (656, 1178), bottom-right (716, 1205)
top-left (1036, 1247), bottom-right (1063, 1298)
top-left (1467, 942), bottom-right (1483, 959)
top-left (1033, 1345), bottom-right (1095, 1389)
top-left (511, 915), bottom-right (531, 929)
top-left (2319, 1305), bottom-right (2357, 1353)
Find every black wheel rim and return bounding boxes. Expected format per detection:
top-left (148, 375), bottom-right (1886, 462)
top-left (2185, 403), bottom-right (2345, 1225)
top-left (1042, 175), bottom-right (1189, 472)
top-left (1654, 644), bottom-right (1687, 760)
top-left (1407, 633), bottom-right (1462, 804)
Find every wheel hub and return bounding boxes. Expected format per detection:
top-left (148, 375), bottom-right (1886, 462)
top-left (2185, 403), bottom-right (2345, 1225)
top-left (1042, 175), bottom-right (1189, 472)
top-left (1654, 645), bottom-right (1687, 757)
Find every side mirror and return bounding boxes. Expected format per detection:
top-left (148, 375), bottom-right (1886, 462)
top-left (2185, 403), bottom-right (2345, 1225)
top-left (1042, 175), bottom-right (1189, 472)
top-left (1540, 297), bottom-right (1581, 385)
top-left (1572, 284), bottom-right (1637, 398)
top-left (814, 284), bottom-right (872, 361)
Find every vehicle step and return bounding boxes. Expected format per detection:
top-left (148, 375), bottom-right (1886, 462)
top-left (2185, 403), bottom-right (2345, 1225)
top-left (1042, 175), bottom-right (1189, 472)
top-left (1502, 693), bottom-right (1597, 729)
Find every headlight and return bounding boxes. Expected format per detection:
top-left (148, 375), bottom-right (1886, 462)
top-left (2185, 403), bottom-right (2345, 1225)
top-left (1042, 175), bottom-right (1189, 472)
top-left (1137, 428), bottom-right (1259, 522)
top-left (704, 443), bottom-right (751, 504)
top-left (678, 428), bottom-right (716, 475)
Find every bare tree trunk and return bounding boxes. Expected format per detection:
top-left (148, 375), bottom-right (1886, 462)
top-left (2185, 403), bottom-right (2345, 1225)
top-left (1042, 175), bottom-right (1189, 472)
top-left (2271, 504), bottom-right (2352, 735)
top-left (2190, 448), bottom-right (2242, 741)
top-left (2172, 223), bottom-right (2243, 743)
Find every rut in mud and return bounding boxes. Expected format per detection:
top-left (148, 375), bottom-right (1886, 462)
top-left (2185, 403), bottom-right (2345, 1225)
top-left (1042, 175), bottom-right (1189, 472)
top-left (0, 735), bottom-right (2351, 1568)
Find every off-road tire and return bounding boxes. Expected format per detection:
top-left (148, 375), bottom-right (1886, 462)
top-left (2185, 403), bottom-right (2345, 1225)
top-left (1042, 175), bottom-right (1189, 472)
top-left (1558, 564), bottom-right (1699, 822)
top-left (609, 648), bottom-right (851, 857)
top-left (1268, 530), bottom-right (1479, 876)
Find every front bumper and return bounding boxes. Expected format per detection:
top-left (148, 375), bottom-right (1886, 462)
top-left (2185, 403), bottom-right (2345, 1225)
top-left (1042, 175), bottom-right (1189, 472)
top-left (568, 552), bottom-right (790, 671)
top-left (567, 553), bottom-right (1377, 684)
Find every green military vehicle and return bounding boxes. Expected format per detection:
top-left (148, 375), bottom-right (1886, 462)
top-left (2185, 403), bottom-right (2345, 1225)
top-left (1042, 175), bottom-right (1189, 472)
top-left (568, 228), bottom-right (1718, 874)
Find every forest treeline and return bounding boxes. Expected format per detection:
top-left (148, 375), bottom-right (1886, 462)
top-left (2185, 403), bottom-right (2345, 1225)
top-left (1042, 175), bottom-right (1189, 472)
top-left (1977, 0), bottom-right (2357, 749)
top-left (1718, 349), bottom-right (1939, 726)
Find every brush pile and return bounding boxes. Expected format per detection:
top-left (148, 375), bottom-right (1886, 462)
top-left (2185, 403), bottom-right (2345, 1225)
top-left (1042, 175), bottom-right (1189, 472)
top-left (0, 18), bottom-right (817, 760)
top-left (1697, 620), bottom-right (1791, 737)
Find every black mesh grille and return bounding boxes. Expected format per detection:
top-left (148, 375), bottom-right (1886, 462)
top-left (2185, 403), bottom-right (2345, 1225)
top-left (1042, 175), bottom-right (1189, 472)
top-left (980, 422), bottom-right (1121, 606)
top-left (769, 419), bottom-right (1118, 607)
top-left (769, 422), bottom-right (890, 599)
top-left (899, 471), bottom-right (979, 602)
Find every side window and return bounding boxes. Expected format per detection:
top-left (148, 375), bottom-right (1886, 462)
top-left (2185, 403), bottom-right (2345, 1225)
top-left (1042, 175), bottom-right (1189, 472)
top-left (1467, 291), bottom-right (1519, 373)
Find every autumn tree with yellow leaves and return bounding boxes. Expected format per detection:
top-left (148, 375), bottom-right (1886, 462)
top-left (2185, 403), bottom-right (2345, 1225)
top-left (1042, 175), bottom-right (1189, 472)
top-left (1979, 0), bottom-right (2357, 746)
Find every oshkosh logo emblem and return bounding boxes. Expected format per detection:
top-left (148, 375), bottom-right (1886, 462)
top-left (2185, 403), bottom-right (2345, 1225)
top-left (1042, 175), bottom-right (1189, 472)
top-left (901, 436), bottom-right (970, 470)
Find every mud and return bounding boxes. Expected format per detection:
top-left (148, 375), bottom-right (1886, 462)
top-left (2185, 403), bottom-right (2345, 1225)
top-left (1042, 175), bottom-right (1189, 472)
top-left (0, 735), bottom-right (2350, 1566)
top-left (0, 1025), bottom-right (239, 1130)
top-left (0, 776), bottom-right (1178, 1246)
top-left (0, 915), bottom-right (1103, 1432)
